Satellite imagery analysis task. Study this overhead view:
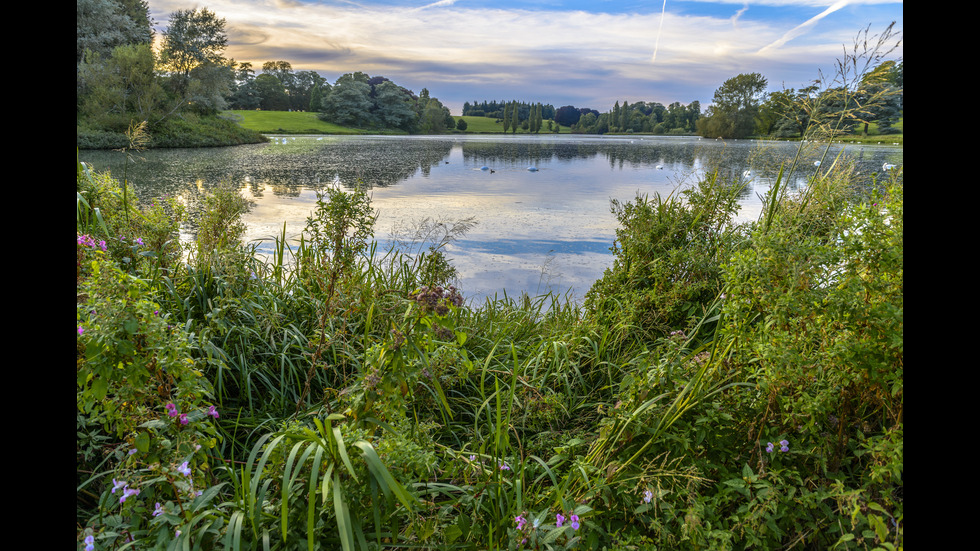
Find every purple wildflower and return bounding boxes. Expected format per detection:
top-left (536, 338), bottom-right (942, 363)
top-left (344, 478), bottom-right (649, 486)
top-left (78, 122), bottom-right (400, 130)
top-left (153, 503), bottom-right (165, 517)
top-left (165, 403), bottom-right (178, 417)
top-left (120, 487), bottom-right (139, 504)
top-left (570, 514), bottom-right (580, 530)
top-left (643, 489), bottom-right (653, 503)
top-left (208, 405), bottom-right (220, 419)
top-left (179, 413), bottom-right (189, 425)
top-left (515, 515), bottom-right (527, 530)
top-left (779, 439), bottom-right (789, 452)
top-left (556, 513), bottom-right (565, 527)
top-left (111, 479), bottom-right (127, 494)
top-left (178, 462), bottom-right (191, 477)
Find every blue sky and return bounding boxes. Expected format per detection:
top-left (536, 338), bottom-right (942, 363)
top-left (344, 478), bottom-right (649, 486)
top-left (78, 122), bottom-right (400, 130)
top-left (148, 1), bottom-right (903, 114)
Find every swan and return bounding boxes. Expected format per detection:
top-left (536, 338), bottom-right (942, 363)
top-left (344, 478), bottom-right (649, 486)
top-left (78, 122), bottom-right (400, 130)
top-left (882, 163), bottom-right (897, 171)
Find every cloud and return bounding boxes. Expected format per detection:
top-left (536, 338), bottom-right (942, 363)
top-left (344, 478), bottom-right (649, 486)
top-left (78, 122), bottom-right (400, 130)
top-left (148, 0), bottom-right (901, 112)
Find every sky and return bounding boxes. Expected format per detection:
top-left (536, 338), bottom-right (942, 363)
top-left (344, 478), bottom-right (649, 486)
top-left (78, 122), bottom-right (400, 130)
top-left (147, 0), bottom-right (903, 115)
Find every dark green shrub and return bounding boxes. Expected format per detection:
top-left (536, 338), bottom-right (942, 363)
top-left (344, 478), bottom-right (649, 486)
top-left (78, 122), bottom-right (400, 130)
top-left (584, 173), bottom-right (747, 344)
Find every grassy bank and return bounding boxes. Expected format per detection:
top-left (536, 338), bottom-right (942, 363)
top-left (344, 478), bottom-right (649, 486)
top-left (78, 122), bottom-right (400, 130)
top-left (77, 112), bottom-right (267, 149)
top-left (76, 139), bottom-right (903, 549)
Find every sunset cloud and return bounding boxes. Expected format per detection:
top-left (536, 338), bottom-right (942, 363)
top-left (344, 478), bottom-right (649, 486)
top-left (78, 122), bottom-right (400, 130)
top-left (147, 0), bottom-right (903, 113)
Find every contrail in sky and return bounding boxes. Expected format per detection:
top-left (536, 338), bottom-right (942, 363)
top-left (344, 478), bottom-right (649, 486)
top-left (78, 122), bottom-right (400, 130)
top-left (757, 0), bottom-right (850, 54)
top-left (651, 0), bottom-right (667, 64)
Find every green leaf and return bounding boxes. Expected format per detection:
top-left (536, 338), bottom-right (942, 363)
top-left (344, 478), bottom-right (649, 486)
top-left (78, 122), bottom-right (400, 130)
top-left (354, 440), bottom-right (415, 511)
top-left (135, 431), bottom-right (150, 453)
top-left (443, 524), bottom-right (462, 543)
top-left (190, 483), bottom-right (225, 512)
top-left (91, 378), bottom-right (109, 400)
top-left (333, 471), bottom-right (355, 551)
top-left (332, 426), bottom-right (358, 480)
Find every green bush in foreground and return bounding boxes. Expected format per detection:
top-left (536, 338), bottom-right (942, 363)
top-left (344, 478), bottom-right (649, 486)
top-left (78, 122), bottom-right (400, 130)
top-left (76, 148), bottom-right (901, 550)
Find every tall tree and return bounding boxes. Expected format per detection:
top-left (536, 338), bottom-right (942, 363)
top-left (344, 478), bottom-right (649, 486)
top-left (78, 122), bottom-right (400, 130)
top-left (77, 0), bottom-right (152, 62)
top-left (228, 61), bottom-right (261, 110)
top-left (372, 80), bottom-right (416, 130)
top-left (419, 97), bottom-right (452, 134)
top-left (159, 8), bottom-right (228, 98)
top-left (702, 72), bottom-right (768, 138)
top-left (255, 73), bottom-right (289, 111)
top-left (320, 72), bottom-right (375, 127)
top-left (855, 61), bottom-right (903, 134)
top-left (262, 61), bottom-right (294, 89)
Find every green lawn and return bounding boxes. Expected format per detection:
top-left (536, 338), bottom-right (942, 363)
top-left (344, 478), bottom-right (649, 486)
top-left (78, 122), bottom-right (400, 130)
top-left (222, 110), bottom-right (392, 135)
top-left (223, 110), bottom-right (570, 135)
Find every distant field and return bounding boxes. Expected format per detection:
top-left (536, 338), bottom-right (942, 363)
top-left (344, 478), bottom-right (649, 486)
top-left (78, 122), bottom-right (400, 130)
top-left (222, 110), bottom-right (390, 135)
top-left (223, 110), bottom-right (569, 135)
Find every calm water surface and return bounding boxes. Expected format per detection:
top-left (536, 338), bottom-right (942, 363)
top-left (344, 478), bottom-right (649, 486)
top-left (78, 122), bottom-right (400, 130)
top-left (80, 135), bottom-right (902, 304)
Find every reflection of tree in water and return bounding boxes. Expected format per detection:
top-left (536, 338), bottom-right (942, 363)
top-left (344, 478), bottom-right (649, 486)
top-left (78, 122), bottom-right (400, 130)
top-left (237, 139), bottom-right (453, 192)
top-left (462, 138), bottom-right (771, 180)
top-left (462, 141), bottom-right (557, 167)
top-left (80, 138), bottom-right (454, 206)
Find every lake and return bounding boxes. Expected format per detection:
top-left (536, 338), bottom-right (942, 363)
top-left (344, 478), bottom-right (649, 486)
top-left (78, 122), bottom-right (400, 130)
top-left (79, 134), bottom-right (902, 305)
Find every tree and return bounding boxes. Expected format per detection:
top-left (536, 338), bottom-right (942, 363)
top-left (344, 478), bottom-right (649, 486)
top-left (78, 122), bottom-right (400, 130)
top-left (320, 73), bottom-right (376, 127)
top-left (372, 80), bottom-right (416, 130)
top-left (290, 71), bottom-right (327, 111)
top-left (77, 43), bottom-right (164, 130)
top-left (228, 61), bottom-right (261, 110)
top-left (456, 117), bottom-right (468, 131)
top-left (702, 72), bottom-right (768, 138)
top-left (159, 8), bottom-right (228, 98)
top-left (309, 82), bottom-right (329, 112)
top-left (419, 97), bottom-right (452, 134)
top-left (554, 105), bottom-right (581, 128)
top-left (255, 73), bottom-right (290, 111)
top-left (855, 61), bottom-right (903, 134)
top-left (262, 61), bottom-right (294, 89)
top-left (186, 60), bottom-right (234, 114)
top-left (77, 0), bottom-right (153, 62)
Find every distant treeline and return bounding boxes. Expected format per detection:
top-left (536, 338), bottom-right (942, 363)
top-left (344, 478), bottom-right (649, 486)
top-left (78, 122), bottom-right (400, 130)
top-left (464, 98), bottom-right (702, 135)
top-left (462, 101), bottom-right (556, 121)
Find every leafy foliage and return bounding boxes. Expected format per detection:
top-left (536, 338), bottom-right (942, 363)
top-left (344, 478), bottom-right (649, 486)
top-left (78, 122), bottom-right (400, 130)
top-left (77, 147), bottom-right (902, 549)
